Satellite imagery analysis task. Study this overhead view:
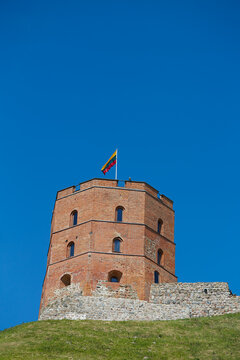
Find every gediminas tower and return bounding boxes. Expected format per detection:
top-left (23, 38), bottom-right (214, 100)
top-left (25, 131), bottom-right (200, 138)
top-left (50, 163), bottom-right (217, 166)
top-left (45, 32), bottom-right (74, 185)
top-left (40, 178), bottom-right (177, 311)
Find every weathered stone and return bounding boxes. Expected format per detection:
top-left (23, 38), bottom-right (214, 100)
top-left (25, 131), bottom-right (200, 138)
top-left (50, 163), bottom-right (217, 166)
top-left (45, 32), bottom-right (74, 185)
top-left (39, 281), bottom-right (240, 321)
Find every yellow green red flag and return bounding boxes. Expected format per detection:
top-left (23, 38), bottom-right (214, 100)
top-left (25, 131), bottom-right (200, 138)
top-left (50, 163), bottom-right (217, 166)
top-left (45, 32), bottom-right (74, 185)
top-left (101, 150), bottom-right (117, 175)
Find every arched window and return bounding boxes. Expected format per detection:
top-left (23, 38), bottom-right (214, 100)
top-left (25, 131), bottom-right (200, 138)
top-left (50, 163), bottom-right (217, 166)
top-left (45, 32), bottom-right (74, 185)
top-left (115, 206), bottom-right (124, 222)
top-left (157, 219), bottom-right (163, 234)
top-left (108, 270), bottom-right (122, 283)
top-left (70, 210), bottom-right (78, 226)
top-left (67, 242), bottom-right (75, 257)
top-left (154, 271), bottom-right (159, 284)
top-left (113, 238), bottom-right (121, 252)
top-left (60, 274), bottom-right (71, 287)
top-left (157, 249), bottom-right (163, 265)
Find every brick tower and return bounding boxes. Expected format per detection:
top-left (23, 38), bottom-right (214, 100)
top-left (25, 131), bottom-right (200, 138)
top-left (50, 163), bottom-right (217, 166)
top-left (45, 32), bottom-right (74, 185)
top-left (40, 178), bottom-right (177, 312)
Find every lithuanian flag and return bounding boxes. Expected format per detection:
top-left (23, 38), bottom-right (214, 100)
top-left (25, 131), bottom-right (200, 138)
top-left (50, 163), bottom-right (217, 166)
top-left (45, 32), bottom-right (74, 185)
top-left (101, 150), bottom-right (117, 175)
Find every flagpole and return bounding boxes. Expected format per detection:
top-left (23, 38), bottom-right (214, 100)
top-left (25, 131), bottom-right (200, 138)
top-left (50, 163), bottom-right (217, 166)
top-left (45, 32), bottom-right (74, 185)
top-left (115, 149), bottom-right (118, 180)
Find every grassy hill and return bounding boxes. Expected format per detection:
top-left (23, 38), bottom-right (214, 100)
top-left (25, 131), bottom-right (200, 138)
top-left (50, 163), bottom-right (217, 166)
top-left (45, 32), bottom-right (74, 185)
top-left (0, 313), bottom-right (240, 359)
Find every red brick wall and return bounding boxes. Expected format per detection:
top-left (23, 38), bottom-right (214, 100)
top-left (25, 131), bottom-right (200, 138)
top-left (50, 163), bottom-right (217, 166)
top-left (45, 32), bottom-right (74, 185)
top-left (144, 193), bottom-right (175, 241)
top-left (144, 227), bottom-right (175, 274)
top-left (40, 179), bottom-right (177, 311)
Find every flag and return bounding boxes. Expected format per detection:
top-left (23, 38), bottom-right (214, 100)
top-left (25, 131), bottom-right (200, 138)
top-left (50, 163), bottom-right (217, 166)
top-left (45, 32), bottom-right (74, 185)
top-left (101, 150), bottom-right (117, 175)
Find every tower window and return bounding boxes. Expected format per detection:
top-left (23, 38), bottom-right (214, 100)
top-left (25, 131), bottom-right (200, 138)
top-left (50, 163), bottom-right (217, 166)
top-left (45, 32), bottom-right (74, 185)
top-left (113, 238), bottom-right (121, 252)
top-left (60, 274), bottom-right (71, 287)
top-left (108, 270), bottom-right (122, 283)
top-left (157, 219), bottom-right (163, 234)
top-left (115, 206), bottom-right (124, 222)
top-left (70, 210), bottom-right (78, 226)
top-left (67, 242), bottom-right (75, 257)
top-left (157, 249), bottom-right (163, 265)
top-left (154, 271), bottom-right (159, 284)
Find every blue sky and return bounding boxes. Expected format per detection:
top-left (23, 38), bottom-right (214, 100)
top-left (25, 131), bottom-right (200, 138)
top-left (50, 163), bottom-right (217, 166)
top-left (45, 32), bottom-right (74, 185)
top-left (0, 0), bottom-right (240, 330)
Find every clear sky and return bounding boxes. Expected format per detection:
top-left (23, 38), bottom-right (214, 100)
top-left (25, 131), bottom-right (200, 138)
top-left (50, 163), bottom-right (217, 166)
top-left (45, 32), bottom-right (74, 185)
top-left (0, 0), bottom-right (240, 330)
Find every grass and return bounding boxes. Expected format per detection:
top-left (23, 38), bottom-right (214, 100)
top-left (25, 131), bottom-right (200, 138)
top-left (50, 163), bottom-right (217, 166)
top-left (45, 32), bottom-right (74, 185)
top-left (0, 313), bottom-right (240, 359)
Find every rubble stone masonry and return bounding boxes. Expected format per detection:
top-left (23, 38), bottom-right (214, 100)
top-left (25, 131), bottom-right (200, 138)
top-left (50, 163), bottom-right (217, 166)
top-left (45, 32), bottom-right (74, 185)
top-left (39, 281), bottom-right (240, 321)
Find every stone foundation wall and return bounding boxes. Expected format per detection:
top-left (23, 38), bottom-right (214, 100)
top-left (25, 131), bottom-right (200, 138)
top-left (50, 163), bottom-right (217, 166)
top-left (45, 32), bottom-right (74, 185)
top-left (39, 282), bottom-right (240, 321)
top-left (150, 282), bottom-right (232, 304)
top-left (92, 281), bottom-right (138, 299)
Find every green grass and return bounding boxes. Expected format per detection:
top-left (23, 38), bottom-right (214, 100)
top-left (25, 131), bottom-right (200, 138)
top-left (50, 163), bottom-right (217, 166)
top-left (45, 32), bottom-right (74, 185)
top-left (0, 314), bottom-right (240, 359)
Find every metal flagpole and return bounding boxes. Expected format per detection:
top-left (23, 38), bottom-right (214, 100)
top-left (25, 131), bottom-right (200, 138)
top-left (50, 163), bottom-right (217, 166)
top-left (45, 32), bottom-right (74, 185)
top-left (115, 149), bottom-right (118, 180)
